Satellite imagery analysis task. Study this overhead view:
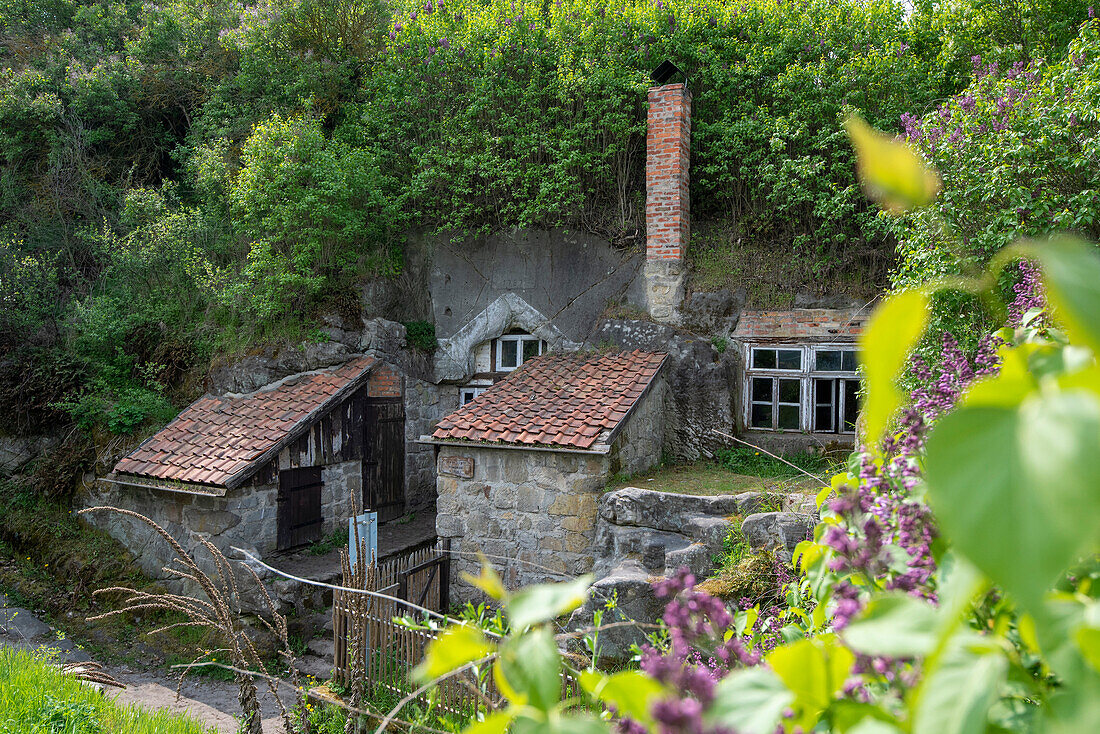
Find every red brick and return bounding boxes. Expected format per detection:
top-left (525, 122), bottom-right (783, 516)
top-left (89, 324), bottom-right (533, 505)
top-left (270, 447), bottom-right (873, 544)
top-left (646, 83), bottom-right (691, 263)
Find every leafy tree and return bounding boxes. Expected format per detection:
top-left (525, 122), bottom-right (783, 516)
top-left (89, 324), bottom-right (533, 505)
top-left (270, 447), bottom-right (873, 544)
top-left (225, 112), bottom-right (401, 323)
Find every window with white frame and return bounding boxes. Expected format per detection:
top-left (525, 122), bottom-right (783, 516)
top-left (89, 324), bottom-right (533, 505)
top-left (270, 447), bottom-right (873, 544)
top-left (459, 385), bottom-right (489, 406)
top-left (745, 344), bottom-right (860, 433)
top-left (495, 333), bottom-right (546, 371)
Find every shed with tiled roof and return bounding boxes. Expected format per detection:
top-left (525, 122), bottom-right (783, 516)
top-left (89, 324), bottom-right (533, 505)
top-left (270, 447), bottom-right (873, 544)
top-left (420, 349), bottom-right (670, 599)
top-left (96, 357), bottom-right (410, 565)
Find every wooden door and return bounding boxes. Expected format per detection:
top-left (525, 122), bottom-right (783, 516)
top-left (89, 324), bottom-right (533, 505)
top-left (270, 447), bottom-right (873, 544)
top-left (277, 466), bottom-right (323, 550)
top-left (363, 399), bottom-right (406, 522)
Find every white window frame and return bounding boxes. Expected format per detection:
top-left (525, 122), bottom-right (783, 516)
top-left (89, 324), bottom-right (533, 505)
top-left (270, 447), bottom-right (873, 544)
top-left (743, 343), bottom-right (860, 434)
top-left (495, 334), bottom-right (545, 372)
top-left (459, 385), bottom-right (490, 406)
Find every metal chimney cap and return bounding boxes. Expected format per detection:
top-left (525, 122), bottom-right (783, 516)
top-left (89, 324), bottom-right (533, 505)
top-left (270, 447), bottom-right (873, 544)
top-left (650, 59), bottom-right (683, 84)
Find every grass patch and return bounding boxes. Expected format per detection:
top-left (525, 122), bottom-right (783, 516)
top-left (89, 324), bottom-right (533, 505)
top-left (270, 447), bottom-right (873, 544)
top-left (308, 528), bottom-right (350, 556)
top-left (0, 647), bottom-right (215, 734)
top-left (607, 459), bottom-right (821, 497)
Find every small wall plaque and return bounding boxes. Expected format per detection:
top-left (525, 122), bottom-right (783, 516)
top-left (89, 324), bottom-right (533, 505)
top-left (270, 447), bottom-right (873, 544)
top-left (440, 455), bottom-right (474, 478)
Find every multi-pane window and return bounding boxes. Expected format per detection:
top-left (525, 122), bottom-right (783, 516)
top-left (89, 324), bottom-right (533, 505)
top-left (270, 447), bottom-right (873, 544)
top-left (496, 334), bottom-right (545, 371)
top-left (459, 386), bottom-right (489, 406)
top-left (745, 344), bottom-right (860, 433)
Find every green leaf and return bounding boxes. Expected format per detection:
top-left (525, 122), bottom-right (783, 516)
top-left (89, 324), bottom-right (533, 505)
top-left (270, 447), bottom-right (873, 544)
top-left (911, 633), bottom-right (1007, 734)
top-left (766, 635), bottom-right (854, 725)
top-left (706, 667), bottom-right (794, 734)
top-left (463, 710), bottom-right (515, 734)
top-left (496, 628), bottom-right (562, 712)
top-left (462, 558), bottom-right (508, 601)
top-left (843, 593), bottom-right (938, 658)
top-left (845, 114), bottom-right (940, 213)
top-left (1075, 627), bottom-right (1100, 674)
top-left (847, 718), bottom-right (905, 734)
top-left (924, 391), bottom-right (1100, 614)
top-left (830, 701), bottom-right (904, 733)
top-left (580, 670), bottom-right (663, 726)
top-left (506, 575), bottom-right (593, 630)
top-left (859, 289), bottom-right (930, 446)
top-left (1026, 238), bottom-right (1100, 355)
top-left (412, 624), bottom-right (494, 683)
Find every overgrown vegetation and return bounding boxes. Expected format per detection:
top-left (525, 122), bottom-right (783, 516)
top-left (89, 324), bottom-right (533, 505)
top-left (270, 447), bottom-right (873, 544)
top-left (714, 446), bottom-right (836, 479)
top-left (0, 648), bottom-right (215, 734)
top-left (1, 0), bottom-right (1086, 439)
top-left (893, 16), bottom-right (1100, 352)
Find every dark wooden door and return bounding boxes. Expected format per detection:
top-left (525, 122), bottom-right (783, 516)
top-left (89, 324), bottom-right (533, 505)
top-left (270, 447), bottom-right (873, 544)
top-left (277, 466), bottom-right (323, 550)
top-left (363, 399), bottom-right (405, 522)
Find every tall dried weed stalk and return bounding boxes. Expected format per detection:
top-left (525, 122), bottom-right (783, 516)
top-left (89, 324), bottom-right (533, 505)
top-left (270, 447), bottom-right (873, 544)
top-left (79, 506), bottom-right (303, 734)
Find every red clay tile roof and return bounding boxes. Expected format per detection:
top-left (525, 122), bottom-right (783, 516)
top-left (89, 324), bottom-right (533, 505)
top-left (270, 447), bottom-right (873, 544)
top-left (114, 356), bottom-right (377, 492)
top-left (432, 350), bottom-right (667, 450)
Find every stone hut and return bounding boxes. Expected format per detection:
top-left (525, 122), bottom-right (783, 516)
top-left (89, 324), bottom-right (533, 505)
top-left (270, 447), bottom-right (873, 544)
top-left (85, 356), bottom-right (409, 590)
top-left (421, 349), bottom-right (669, 599)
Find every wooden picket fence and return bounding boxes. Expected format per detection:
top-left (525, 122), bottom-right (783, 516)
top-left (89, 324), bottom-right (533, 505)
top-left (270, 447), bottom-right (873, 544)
top-left (331, 538), bottom-right (584, 718)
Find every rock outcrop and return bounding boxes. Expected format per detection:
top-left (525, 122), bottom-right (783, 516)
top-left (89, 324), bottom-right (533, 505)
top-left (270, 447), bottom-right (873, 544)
top-left (575, 486), bottom-right (818, 660)
top-left (586, 319), bottom-right (739, 460)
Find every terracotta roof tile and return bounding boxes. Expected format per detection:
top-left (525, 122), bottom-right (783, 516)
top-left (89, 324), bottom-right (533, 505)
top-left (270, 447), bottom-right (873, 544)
top-left (114, 356), bottom-right (377, 489)
top-left (432, 350), bottom-right (666, 450)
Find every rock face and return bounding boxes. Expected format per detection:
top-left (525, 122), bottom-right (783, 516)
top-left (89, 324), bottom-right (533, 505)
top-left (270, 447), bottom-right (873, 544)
top-left (740, 512), bottom-right (816, 563)
top-left (429, 228), bottom-right (642, 344)
top-left (575, 487), bottom-right (747, 659)
top-left (587, 319), bottom-right (739, 460)
top-left (0, 435), bottom-right (57, 476)
top-left (207, 341), bottom-right (358, 395)
top-left (575, 487), bottom-right (818, 660)
top-left (682, 288), bottom-right (746, 335)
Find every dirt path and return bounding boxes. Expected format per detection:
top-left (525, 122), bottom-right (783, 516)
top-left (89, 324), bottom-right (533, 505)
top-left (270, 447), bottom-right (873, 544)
top-left (0, 594), bottom-right (292, 733)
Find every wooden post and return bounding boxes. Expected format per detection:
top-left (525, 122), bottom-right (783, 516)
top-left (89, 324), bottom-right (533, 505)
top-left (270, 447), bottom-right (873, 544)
top-left (440, 539), bottom-right (452, 612)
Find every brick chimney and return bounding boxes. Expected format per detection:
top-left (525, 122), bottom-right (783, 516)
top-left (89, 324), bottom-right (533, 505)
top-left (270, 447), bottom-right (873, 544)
top-left (644, 82), bottom-right (690, 324)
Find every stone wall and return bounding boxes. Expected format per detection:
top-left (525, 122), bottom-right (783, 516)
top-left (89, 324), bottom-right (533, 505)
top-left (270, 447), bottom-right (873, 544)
top-left (79, 479), bottom-right (279, 603)
top-left (610, 375), bottom-right (668, 477)
top-left (436, 446), bottom-right (608, 601)
top-left (405, 378), bottom-right (459, 510)
top-left (320, 460), bottom-right (361, 533)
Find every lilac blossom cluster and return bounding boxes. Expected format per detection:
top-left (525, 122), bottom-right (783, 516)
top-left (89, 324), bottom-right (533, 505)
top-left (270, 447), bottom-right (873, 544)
top-left (1007, 259), bottom-right (1045, 327)
top-left (900, 55), bottom-right (1041, 153)
top-left (626, 569), bottom-right (768, 734)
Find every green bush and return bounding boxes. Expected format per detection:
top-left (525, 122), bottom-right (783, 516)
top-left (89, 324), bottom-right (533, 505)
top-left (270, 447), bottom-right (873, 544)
top-left (715, 446), bottom-right (834, 479)
top-left (892, 16), bottom-right (1100, 348)
top-left (403, 320), bottom-right (438, 352)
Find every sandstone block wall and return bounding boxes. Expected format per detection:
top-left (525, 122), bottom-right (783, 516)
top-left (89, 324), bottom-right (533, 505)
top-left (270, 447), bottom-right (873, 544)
top-left (436, 446), bottom-right (609, 600)
top-left (611, 374), bottom-right (669, 476)
top-left (405, 378), bottom-right (459, 510)
top-left (320, 459), bottom-right (361, 532)
top-left (80, 479), bottom-right (279, 603)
